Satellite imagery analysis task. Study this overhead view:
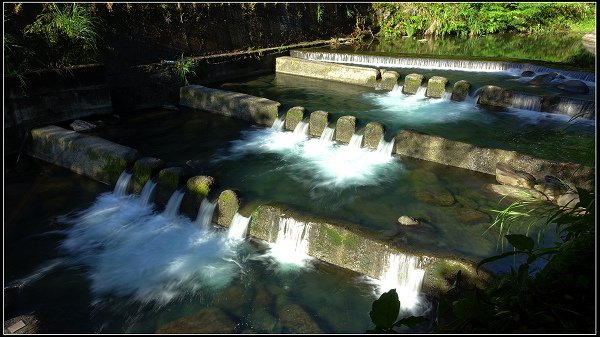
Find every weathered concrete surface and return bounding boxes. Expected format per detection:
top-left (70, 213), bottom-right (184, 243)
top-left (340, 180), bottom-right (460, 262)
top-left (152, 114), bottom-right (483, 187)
top-left (216, 190), bottom-right (240, 227)
top-left (333, 115), bottom-right (356, 144)
top-left (425, 76), bottom-right (448, 98)
top-left (249, 204), bottom-right (492, 296)
top-left (394, 129), bottom-right (594, 190)
top-left (284, 106), bottom-right (305, 131)
top-left (377, 70), bottom-right (400, 90)
top-left (402, 73), bottom-right (424, 95)
top-left (180, 85), bottom-right (280, 126)
top-left (28, 125), bottom-right (140, 186)
top-left (132, 157), bottom-right (165, 194)
top-left (308, 110), bottom-right (329, 138)
top-left (451, 80), bottom-right (471, 101)
top-left (478, 85), bottom-right (513, 108)
top-left (275, 56), bottom-right (379, 88)
top-left (156, 167), bottom-right (188, 207)
top-left (362, 122), bottom-right (384, 149)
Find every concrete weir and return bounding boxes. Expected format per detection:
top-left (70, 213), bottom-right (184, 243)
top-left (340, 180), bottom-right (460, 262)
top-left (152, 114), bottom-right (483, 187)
top-left (180, 85), bottom-right (280, 126)
top-left (28, 125), bottom-right (140, 185)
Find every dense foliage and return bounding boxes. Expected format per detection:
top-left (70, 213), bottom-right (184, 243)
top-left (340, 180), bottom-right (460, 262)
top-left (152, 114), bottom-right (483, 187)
top-left (373, 3), bottom-right (596, 38)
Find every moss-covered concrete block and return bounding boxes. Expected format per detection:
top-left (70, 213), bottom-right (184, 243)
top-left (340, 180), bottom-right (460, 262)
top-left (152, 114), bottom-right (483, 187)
top-left (249, 204), bottom-right (282, 243)
top-left (451, 80), bottom-right (471, 102)
top-left (284, 106), bottom-right (306, 131)
top-left (425, 76), bottom-right (448, 98)
top-left (28, 125), bottom-right (140, 186)
top-left (132, 157), bottom-right (165, 194)
top-left (402, 73), bottom-right (424, 95)
top-left (216, 190), bottom-right (240, 227)
top-left (478, 85), bottom-right (513, 108)
top-left (156, 167), bottom-right (188, 207)
top-left (308, 110), bottom-right (329, 138)
top-left (393, 129), bottom-right (593, 190)
top-left (181, 175), bottom-right (215, 218)
top-left (276, 56), bottom-right (379, 88)
top-left (378, 70), bottom-right (399, 91)
top-left (180, 85), bottom-right (280, 126)
top-left (333, 115), bottom-right (356, 144)
top-left (362, 122), bottom-right (385, 149)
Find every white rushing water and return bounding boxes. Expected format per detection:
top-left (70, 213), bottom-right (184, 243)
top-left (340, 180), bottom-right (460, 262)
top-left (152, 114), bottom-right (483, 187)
top-left (511, 93), bottom-right (542, 111)
top-left (376, 136), bottom-right (395, 157)
top-left (113, 171), bottom-right (132, 197)
top-left (319, 126), bottom-right (335, 142)
top-left (268, 217), bottom-right (313, 267)
top-left (348, 133), bottom-right (364, 148)
top-left (293, 120), bottom-right (310, 135)
top-left (271, 116), bottom-right (285, 131)
top-left (138, 180), bottom-right (157, 206)
top-left (377, 252), bottom-right (426, 313)
top-left (195, 198), bottom-right (216, 230)
top-left (59, 193), bottom-right (246, 306)
top-left (163, 189), bottom-right (185, 218)
top-left (227, 213), bottom-right (251, 240)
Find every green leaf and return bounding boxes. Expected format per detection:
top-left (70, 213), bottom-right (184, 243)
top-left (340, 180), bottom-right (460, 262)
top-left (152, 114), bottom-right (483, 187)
top-left (477, 251), bottom-right (520, 271)
top-left (505, 234), bottom-right (534, 251)
top-left (370, 289), bottom-right (400, 330)
top-left (394, 315), bottom-right (429, 329)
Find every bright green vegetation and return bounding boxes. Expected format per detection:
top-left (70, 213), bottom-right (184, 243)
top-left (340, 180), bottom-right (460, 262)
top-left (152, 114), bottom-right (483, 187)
top-left (175, 53), bottom-right (197, 85)
top-left (371, 187), bottom-right (595, 333)
top-left (373, 3), bottom-right (596, 38)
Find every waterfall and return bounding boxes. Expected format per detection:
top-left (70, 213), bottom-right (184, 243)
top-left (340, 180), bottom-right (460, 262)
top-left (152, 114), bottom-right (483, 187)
top-left (378, 252), bottom-right (426, 312)
top-left (553, 98), bottom-right (595, 119)
top-left (293, 120), bottom-right (309, 135)
top-left (290, 50), bottom-right (596, 82)
top-left (348, 133), bottom-right (364, 148)
top-left (113, 171), bottom-right (132, 197)
top-left (195, 198), bottom-right (216, 230)
top-left (389, 84), bottom-right (404, 96)
top-left (319, 126), bottom-right (335, 142)
top-left (415, 86), bottom-right (427, 98)
top-left (442, 91), bottom-right (452, 101)
top-left (139, 180), bottom-right (157, 206)
top-left (163, 189), bottom-right (185, 217)
top-left (269, 217), bottom-right (312, 265)
top-left (271, 116), bottom-right (285, 131)
top-left (511, 93), bottom-right (542, 111)
top-left (227, 213), bottom-right (250, 240)
top-left (376, 136), bottom-right (395, 157)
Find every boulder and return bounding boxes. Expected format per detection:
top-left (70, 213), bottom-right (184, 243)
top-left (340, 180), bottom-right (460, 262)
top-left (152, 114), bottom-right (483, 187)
top-left (426, 76), bottom-right (448, 98)
top-left (556, 191), bottom-right (580, 209)
top-left (362, 122), bottom-right (385, 149)
top-left (402, 73), bottom-right (424, 95)
top-left (555, 80), bottom-right (590, 94)
top-left (495, 163), bottom-right (536, 189)
top-left (483, 183), bottom-right (547, 201)
top-left (397, 215), bottom-right (420, 226)
top-left (308, 110), bottom-right (329, 138)
top-left (533, 181), bottom-right (566, 202)
top-left (521, 71), bottom-right (535, 78)
top-left (334, 115), bottom-right (356, 144)
top-left (284, 106), bottom-right (306, 131)
top-left (478, 85), bottom-right (513, 108)
top-left (450, 80), bottom-right (471, 102)
top-left (155, 308), bottom-right (236, 334)
top-left (528, 72), bottom-right (558, 86)
top-left (69, 119), bottom-right (97, 132)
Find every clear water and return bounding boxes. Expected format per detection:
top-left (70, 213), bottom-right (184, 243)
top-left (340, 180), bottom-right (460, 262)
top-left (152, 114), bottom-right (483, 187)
top-left (218, 73), bottom-right (595, 166)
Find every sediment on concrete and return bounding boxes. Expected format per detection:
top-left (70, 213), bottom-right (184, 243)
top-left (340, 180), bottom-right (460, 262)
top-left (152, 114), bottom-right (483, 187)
top-left (180, 85), bottom-right (280, 126)
top-left (249, 204), bottom-right (492, 296)
top-left (394, 129), bottom-right (594, 190)
top-left (276, 56), bottom-right (388, 89)
top-left (27, 125), bottom-right (140, 186)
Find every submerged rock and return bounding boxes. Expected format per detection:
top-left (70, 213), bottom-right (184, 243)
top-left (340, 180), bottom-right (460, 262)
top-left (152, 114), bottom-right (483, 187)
top-left (397, 215), bottom-right (420, 226)
top-left (414, 187), bottom-right (456, 206)
top-left (555, 79), bottom-right (590, 94)
top-left (155, 308), bottom-right (236, 334)
top-left (248, 309), bottom-right (282, 334)
top-left (521, 70), bottom-right (535, 77)
top-left (453, 207), bottom-right (491, 225)
top-left (495, 163), bottom-right (536, 189)
top-left (483, 183), bottom-right (547, 201)
top-left (276, 302), bottom-right (323, 334)
top-left (528, 72), bottom-right (558, 86)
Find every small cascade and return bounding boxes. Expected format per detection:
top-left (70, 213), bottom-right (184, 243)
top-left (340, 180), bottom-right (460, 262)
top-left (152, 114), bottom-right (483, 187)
top-left (163, 189), bottom-right (185, 217)
top-left (271, 116), bottom-right (285, 131)
top-left (195, 198), bottom-right (216, 230)
top-left (441, 91), bottom-right (452, 101)
top-left (348, 133), bottom-right (364, 148)
top-left (319, 126), bottom-right (335, 142)
top-left (269, 217), bottom-right (312, 265)
top-left (414, 86), bottom-right (427, 98)
top-left (389, 84), bottom-right (404, 96)
top-left (113, 171), bottom-right (132, 197)
top-left (553, 98), bottom-right (596, 119)
top-left (378, 252), bottom-right (426, 312)
top-left (227, 213), bottom-right (250, 240)
top-left (511, 93), bottom-right (542, 111)
top-left (139, 180), bottom-right (157, 206)
top-left (293, 120), bottom-right (309, 135)
top-left (376, 136), bottom-right (395, 157)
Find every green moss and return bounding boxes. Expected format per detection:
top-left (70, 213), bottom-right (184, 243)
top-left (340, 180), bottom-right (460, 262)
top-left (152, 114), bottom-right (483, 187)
top-left (133, 164), bottom-right (151, 185)
top-left (323, 226), bottom-right (343, 246)
top-left (322, 225), bottom-right (359, 248)
top-left (159, 168), bottom-right (182, 189)
top-left (187, 176), bottom-right (214, 198)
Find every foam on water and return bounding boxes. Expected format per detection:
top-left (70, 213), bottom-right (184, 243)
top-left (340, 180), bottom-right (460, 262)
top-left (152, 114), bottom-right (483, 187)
top-left (267, 217), bottom-right (313, 267)
top-left (59, 193), bottom-right (246, 306)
